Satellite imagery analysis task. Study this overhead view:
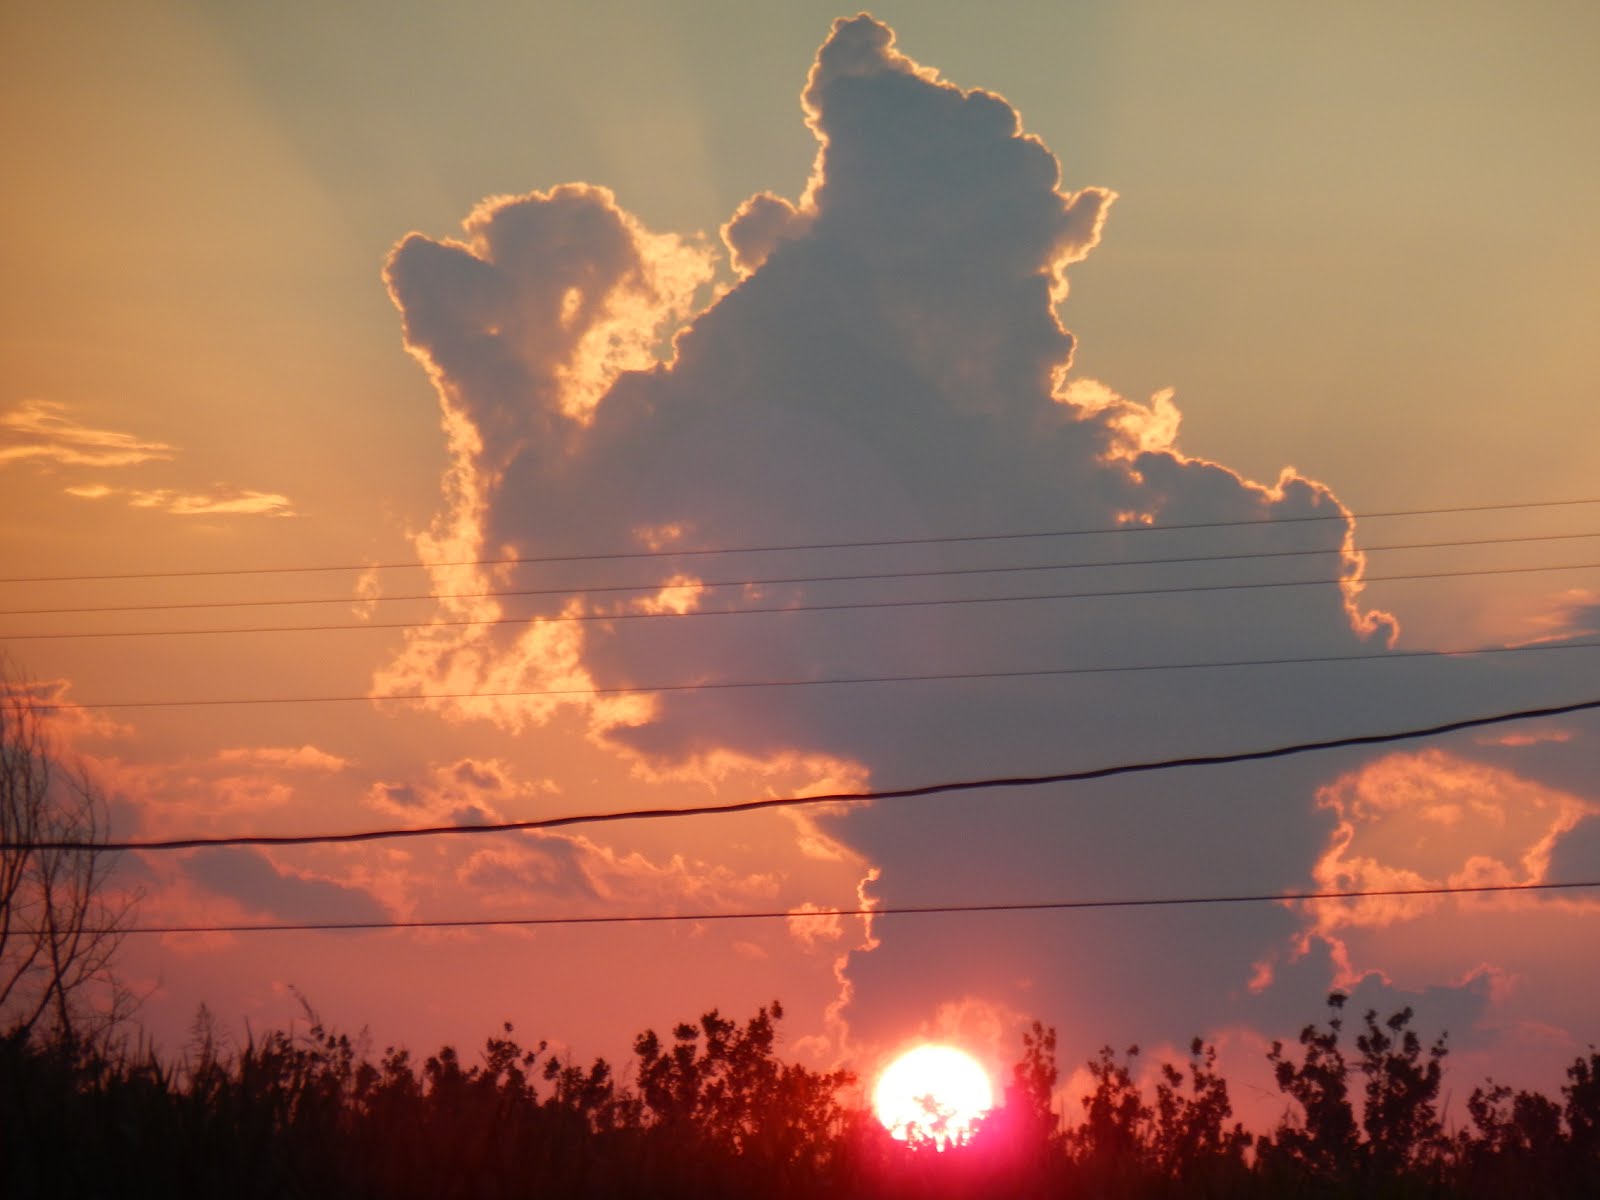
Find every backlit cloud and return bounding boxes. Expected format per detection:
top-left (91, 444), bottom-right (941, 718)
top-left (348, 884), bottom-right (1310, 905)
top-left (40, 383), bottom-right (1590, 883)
top-left (375, 12), bottom-right (1594, 1072)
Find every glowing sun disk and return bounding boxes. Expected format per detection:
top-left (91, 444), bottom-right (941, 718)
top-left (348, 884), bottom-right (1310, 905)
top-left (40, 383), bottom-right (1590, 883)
top-left (873, 1044), bottom-right (994, 1148)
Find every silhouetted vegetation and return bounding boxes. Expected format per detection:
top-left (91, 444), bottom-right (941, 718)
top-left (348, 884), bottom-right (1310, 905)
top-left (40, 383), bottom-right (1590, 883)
top-left (4, 992), bottom-right (1598, 1198)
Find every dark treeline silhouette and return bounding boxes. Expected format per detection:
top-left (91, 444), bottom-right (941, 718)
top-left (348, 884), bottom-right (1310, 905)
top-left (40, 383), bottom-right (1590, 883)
top-left (4, 993), bottom-right (1598, 1198)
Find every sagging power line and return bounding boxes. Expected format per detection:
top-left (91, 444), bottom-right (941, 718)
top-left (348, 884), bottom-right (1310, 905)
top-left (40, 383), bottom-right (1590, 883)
top-left (63, 879), bottom-right (1600, 937)
top-left (15, 695), bottom-right (1598, 854)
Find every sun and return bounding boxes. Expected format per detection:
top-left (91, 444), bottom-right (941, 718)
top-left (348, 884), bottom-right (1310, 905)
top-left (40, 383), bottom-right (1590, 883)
top-left (872, 1044), bottom-right (995, 1148)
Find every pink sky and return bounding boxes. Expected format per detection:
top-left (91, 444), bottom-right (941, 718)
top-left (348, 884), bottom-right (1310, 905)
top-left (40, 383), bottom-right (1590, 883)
top-left (4, 5), bottom-right (1599, 1118)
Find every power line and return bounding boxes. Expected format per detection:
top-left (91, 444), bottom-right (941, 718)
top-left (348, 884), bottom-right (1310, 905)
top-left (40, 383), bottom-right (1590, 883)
top-left (5, 495), bottom-right (1598, 586)
top-left (20, 695), bottom-right (1599, 854)
top-left (27, 639), bottom-right (1600, 713)
top-left (76, 879), bottom-right (1600, 936)
top-left (7, 529), bottom-right (1596, 618)
top-left (8, 559), bottom-right (1599, 643)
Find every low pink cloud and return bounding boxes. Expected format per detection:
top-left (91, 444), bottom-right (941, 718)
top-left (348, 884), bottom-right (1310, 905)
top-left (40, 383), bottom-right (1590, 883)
top-left (364, 755), bottom-right (552, 825)
top-left (0, 672), bottom-right (128, 742)
top-left (1309, 748), bottom-right (1594, 932)
top-left (786, 902), bottom-right (845, 949)
top-left (212, 745), bottom-right (350, 772)
top-left (1291, 748), bottom-right (1600, 1053)
top-left (1475, 728), bottom-right (1574, 748)
top-left (84, 741), bottom-right (359, 844)
top-left (447, 829), bottom-right (782, 917)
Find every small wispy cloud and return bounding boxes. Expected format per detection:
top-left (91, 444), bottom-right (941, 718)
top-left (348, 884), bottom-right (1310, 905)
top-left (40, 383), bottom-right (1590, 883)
top-left (127, 486), bottom-right (295, 517)
top-left (4, 399), bottom-right (295, 517)
top-left (0, 398), bottom-right (173, 467)
top-left (67, 482), bottom-right (295, 517)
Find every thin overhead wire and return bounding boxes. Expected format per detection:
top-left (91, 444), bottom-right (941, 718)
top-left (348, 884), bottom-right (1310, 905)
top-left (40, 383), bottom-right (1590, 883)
top-left (6, 528), bottom-right (1597, 619)
top-left (7, 559), bottom-right (1599, 643)
top-left (27, 639), bottom-right (1600, 713)
top-left (18, 695), bottom-right (1599, 854)
top-left (4, 495), bottom-right (1598, 585)
top-left (74, 879), bottom-right (1600, 937)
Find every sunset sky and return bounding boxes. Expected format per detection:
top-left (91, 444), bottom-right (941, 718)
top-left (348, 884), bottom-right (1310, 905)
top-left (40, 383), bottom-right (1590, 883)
top-left (4, 1), bottom-right (1598, 1118)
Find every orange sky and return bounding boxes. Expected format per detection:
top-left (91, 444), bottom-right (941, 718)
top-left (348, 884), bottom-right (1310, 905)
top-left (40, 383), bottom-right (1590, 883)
top-left (4, 3), bottom-right (1599, 1114)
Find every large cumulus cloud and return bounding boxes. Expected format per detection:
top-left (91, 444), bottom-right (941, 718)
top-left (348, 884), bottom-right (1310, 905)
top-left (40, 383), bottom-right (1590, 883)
top-left (376, 15), bottom-right (1599, 1075)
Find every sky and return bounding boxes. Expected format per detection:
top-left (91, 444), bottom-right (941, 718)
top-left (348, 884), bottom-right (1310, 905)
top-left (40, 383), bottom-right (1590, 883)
top-left (4, 1), bottom-right (1599, 1122)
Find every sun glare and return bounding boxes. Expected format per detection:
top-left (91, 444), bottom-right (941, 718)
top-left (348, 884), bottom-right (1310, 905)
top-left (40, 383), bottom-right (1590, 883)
top-left (872, 1044), bottom-right (994, 1149)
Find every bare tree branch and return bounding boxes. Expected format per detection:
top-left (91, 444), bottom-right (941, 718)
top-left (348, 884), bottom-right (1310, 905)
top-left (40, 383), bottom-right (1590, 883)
top-left (1, 658), bottom-right (135, 1043)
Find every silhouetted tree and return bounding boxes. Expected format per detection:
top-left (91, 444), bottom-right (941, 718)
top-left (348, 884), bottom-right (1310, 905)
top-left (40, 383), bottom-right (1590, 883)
top-left (1356, 1004), bottom-right (1447, 1176)
top-left (0, 662), bottom-right (133, 1042)
top-left (1262, 992), bottom-right (1359, 1182)
top-left (1003, 1019), bottom-right (1064, 1153)
top-left (1467, 1080), bottom-right (1562, 1158)
top-left (544, 1046), bottom-right (626, 1129)
top-left (1072, 1043), bottom-right (1150, 1171)
top-left (1151, 1037), bottom-right (1252, 1188)
top-left (631, 1000), bottom-right (853, 1192)
top-left (964, 1018), bottom-right (1066, 1195)
top-left (1565, 1048), bottom-right (1600, 1148)
top-left (1461, 1078), bottom-right (1565, 1197)
top-left (1012, 1021), bottom-right (1061, 1124)
top-left (1563, 1047), bottom-right (1600, 1189)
